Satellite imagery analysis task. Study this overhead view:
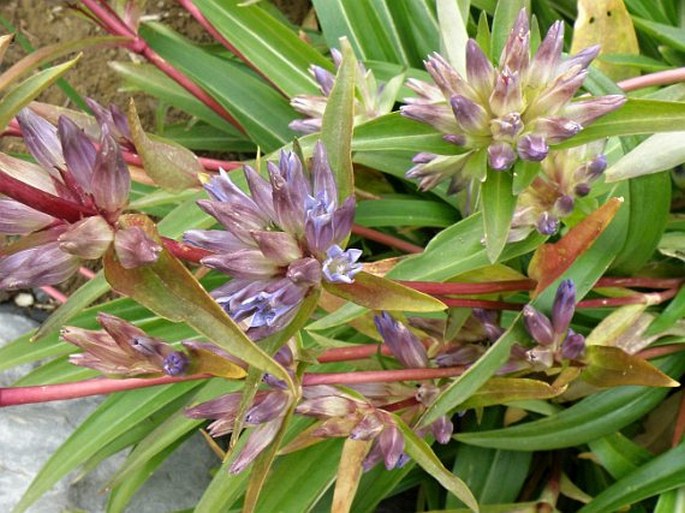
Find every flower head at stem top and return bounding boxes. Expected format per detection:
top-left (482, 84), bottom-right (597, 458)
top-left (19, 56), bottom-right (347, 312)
top-left (521, 279), bottom-right (585, 369)
top-left (290, 49), bottom-right (402, 134)
top-left (184, 141), bottom-right (361, 340)
top-left (0, 104), bottom-right (134, 290)
top-left (401, 9), bottom-right (625, 190)
top-left (509, 141), bottom-right (608, 241)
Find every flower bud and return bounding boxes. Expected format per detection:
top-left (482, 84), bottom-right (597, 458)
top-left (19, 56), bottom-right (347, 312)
top-left (561, 329), bottom-right (586, 360)
top-left (244, 390), bottom-right (289, 425)
top-left (431, 415), bottom-right (454, 444)
top-left (378, 425), bottom-right (405, 470)
top-left (163, 351), bottom-right (189, 376)
top-left (58, 216), bottom-right (114, 259)
top-left (487, 142), bottom-right (516, 171)
top-left (552, 279), bottom-right (576, 337)
top-left (517, 133), bottom-right (549, 161)
top-left (522, 305), bottom-right (554, 346)
top-left (374, 312), bottom-right (429, 369)
top-left (350, 412), bottom-right (385, 441)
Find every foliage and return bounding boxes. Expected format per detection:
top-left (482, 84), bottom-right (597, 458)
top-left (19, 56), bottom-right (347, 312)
top-left (1, 0), bottom-right (685, 512)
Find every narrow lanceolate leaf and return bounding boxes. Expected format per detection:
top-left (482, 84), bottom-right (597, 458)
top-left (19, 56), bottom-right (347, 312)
top-left (606, 132), bottom-right (685, 182)
top-left (582, 346), bottom-right (680, 388)
top-left (32, 271), bottom-right (110, 341)
top-left (395, 416), bottom-right (479, 512)
top-left (610, 172), bottom-right (671, 274)
top-left (322, 37), bottom-right (356, 203)
top-left (562, 99), bottom-right (685, 148)
top-left (0, 56), bottom-right (79, 129)
top-left (437, 0), bottom-right (469, 76)
top-left (323, 271), bottom-right (446, 312)
top-left (456, 354), bottom-right (685, 451)
top-left (192, 0), bottom-right (328, 97)
top-left (588, 433), bottom-right (653, 480)
top-left (482, 168), bottom-right (516, 263)
top-left (458, 378), bottom-right (565, 410)
top-left (490, 0), bottom-right (528, 60)
top-left (578, 443), bottom-right (685, 513)
top-left (332, 439), bottom-right (373, 513)
top-left (103, 214), bottom-right (291, 387)
top-left (528, 198), bottom-right (623, 297)
top-left (127, 100), bottom-right (202, 192)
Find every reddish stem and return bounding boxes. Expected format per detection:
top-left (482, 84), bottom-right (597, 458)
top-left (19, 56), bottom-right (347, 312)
top-left (161, 237), bottom-right (212, 263)
top-left (350, 225), bottom-right (423, 254)
top-left (79, 0), bottom-right (245, 133)
top-left (637, 344), bottom-right (685, 360)
top-left (177, 0), bottom-right (285, 96)
top-left (79, 267), bottom-right (96, 279)
top-left (0, 170), bottom-right (95, 222)
top-left (122, 149), bottom-right (241, 172)
top-left (40, 286), bottom-right (68, 304)
top-left (577, 287), bottom-right (679, 309)
top-left (439, 297), bottom-right (524, 310)
top-left (401, 279), bottom-right (535, 295)
top-left (0, 373), bottom-right (210, 407)
top-left (302, 366), bottom-right (465, 386)
top-left (618, 67), bottom-right (685, 92)
top-left (596, 277), bottom-right (685, 290)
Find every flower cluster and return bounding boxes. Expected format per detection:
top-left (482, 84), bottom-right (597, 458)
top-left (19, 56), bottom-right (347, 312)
top-left (290, 49), bottom-right (401, 134)
top-left (184, 141), bottom-right (362, 340)
top-left (521, 279), bottom-right (585, 369)
top-left (509, 142), bottom-right (607, 241)
top-left (62, 313), bottom-right (189, 377)
top-left (401, 9), bottom-right (625, 189)
top-left (0, 105), bottom-right (153, 289)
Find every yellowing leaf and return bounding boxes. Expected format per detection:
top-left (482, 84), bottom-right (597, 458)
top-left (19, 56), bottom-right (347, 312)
top-left (582, 346), bottom-right (680, 388)
top-left (571, 0), bottom-right (640, 81)
top-left (331, 438), bottom-right (372, 513)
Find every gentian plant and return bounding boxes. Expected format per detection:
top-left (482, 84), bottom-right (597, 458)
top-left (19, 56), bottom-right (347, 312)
top-left (2, 1), bottom-right (685, 512)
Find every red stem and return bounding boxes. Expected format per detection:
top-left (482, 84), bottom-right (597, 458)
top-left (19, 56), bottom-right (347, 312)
top-left (301, 366), bottom-right (465, 386)
top-left (439, 297), bottom-right (524, 310)
top-left (618, 67), bottom-right (685, 92)
top-left (577, 287), bottom-right (679, 309)
top-left (161, 237), bottom-right (212, 263)
top-left (177, 0), bottom-right (285, 96)
top-left (401, 279), bottom-right (535, 295)
top-left (79, 0), bottom-right (245, 133)
top-left (0, 373), bottom-right (210, 406)
top-left (122, 149), bottom-right (241, 172)
top-left (350, 225), bottom-right (423, 254)
top-left (0, 170), bottom-right (95, 222)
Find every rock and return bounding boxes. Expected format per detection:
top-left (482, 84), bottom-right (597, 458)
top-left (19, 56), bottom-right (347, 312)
top-left (0, 308), bottom-right (216, 512)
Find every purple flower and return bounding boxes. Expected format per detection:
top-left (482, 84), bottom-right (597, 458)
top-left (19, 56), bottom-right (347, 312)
top-left (290, 49), bottom-right (402, 134)
top-left (184, 141), bottom-right (360, 340)
top-left (509, 142), bottom-right (607, 241)
top-left (0, 105), bottom-right (131, 290)
top-left (401, 9), bottom-right (625, 189)
top-left (62, 313), bottom-right (187, 377)
top-left (374, 311), bottom-right (429, 369)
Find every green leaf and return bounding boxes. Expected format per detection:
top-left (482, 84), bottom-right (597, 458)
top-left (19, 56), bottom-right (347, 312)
top-left (606, 132), bottom-right (685, 182)
top-left (395, 416), bottom-right (479, 511)
top-left (610, 172), bottom-right (671, 274)
top-left (12, 382), bottom-right (202, 513)
top-left (355, 198), bottom-right (458, 227)
top-left (481, 168), bottom-right (516, 263)
top-left (582, 345), bottom-right (680, 388)
top-left (448, 410), bottom-right (531, 508)
top-left (192, 0), bottom-right (328, 97)
top-left (103, 215), bottom-right (289, 385)
top-left (323, 271), bottom-right (446, 312)
top-left (490, 0), bottom-right (528, 60)
top-left (312, 0), bottom-right (408, 64)
top-left (127, 100), bottom-right (202, 192)
top-left (455, 354), bottom-right (685, 451)
top-left (562, 99), bottom-right (685, 148)
top-left (437, 0), bottom-right (469, 76)
top-left (588, 433), bottom-right (653, 480)
top-left (0, 56), bottom-right (79, 129)
top-left (322, 37), bottom-right (355, 203)
top-left (458, 377), bottom-right (564, 409)
top-left (632, 16), bottom-right (685, 52)
top-left (578, 443), bottom-right (685, 513)
top-left (645, 285), bottom-right (685, 337)
top-left (140, 22), bottom-right (295, 151)
top-left (32, 271), bottom-right (110, 341)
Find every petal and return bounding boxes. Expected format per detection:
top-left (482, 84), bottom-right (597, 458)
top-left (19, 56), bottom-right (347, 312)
top-left (183, 229), bottom-right (244, 253)
top-left (113, 226), bottom-right (162, 268)
top-left (466, 39), bottom-right (496, 97)
top-left (243, 165), bottom-right (276, 221)
top-left (251, 230), bottom-right (302, 266)
top-left (487, 142), bottom-right (517, 171)
top-left (400, 102), bottom-right (461, 134)
top-left (91, 124), bottom-right (130, 214)
top-left (230, 418), bottom-right (283, 473)
top-left (528, 20), bottom-right (564, 87)
top-left (0, 242), bottom-right (78, 290)
top-left (58, 215), bottom-right (114, 259)
top-left (311, 141), bottom-right (337, 205)
top-left (58, 115), bottom-right (97, 192)
top-left (0, 198), bottom-right (55, 234)
top-left (202, 248), bottom-right (280, 279)
top-left (16, 108), bottom-right (64, 171)
top-left (499, 8), bottom-right (530, 72)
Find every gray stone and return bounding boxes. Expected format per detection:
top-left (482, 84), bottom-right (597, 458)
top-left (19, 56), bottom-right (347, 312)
top-left (0, 308), bottom-right (217, 513)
